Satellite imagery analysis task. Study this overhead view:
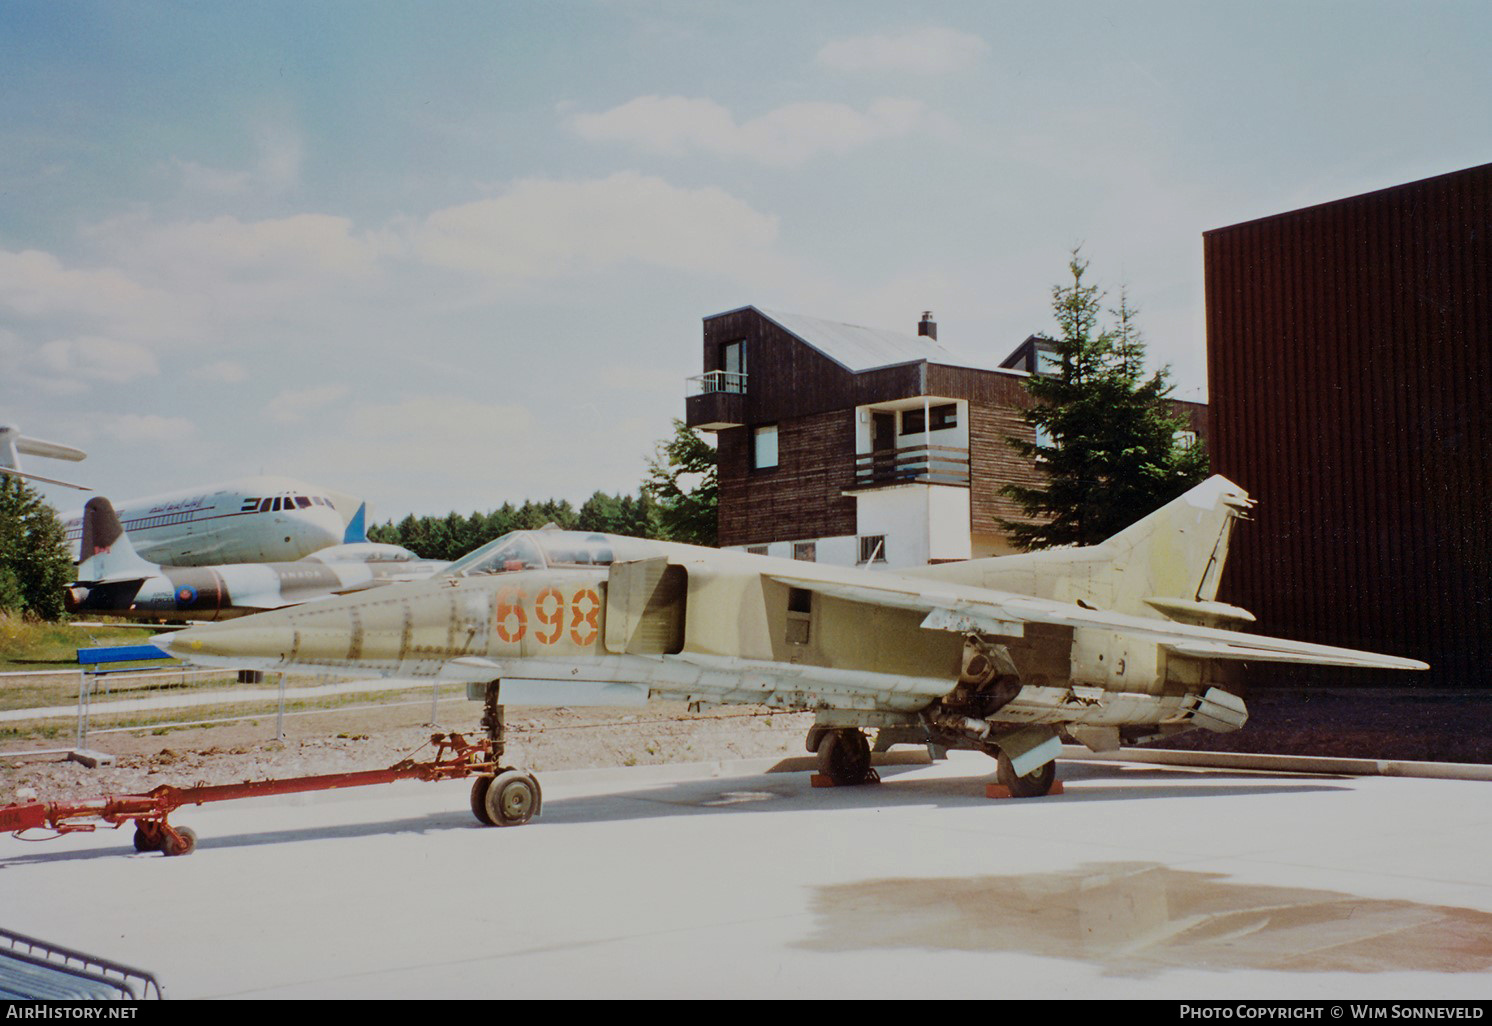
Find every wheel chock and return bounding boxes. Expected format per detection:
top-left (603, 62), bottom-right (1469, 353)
top-left (810, 771), bottom-right (881, 788)
top-left (985, 780), bottom-right (1065, 799)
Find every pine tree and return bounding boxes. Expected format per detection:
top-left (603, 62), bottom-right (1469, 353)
top-left (0, 477), bottom-right (75, 620)
top-left (1002, 251), bottom-right (1209, 549)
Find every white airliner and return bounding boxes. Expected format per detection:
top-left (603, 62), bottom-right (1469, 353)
top-left (61, 476), bottom-right (352, 567)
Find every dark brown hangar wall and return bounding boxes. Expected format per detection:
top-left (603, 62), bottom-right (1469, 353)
top-left (1204, 163), bottom-right (1491, 687)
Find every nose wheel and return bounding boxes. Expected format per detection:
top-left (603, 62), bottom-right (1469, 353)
top-left (470, 771), bottom-right (542, 827)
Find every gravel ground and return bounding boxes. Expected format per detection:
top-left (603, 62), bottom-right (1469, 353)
top-left (3, 684), bottom-right (1490, 809)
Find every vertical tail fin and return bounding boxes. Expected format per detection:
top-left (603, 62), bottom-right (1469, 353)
top-left (76, 497), bottom-right (158, 583)
top-left (1090, 475), bottom-right (1257, 623)
top-left (342, 502), bottom-right (367, 544)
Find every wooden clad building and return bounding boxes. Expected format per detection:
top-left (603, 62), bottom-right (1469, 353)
top-left (686, 306), bottom-right (1208, 567)
top-left (1205, 162), bottom-right (1491, 686)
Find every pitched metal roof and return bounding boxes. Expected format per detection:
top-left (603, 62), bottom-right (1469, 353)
top-left (757, 308), bottom-right (1002, 373)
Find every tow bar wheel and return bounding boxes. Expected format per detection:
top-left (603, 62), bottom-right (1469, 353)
top-left (479, 770), bottom-right (541, 827)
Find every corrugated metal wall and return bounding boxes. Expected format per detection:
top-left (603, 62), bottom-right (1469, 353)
top-left (1205, 163), bottom-right (1491, 686)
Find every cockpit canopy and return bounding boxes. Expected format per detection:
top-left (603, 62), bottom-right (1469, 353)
top-left (301, 542), bottom-right (430, 565)
top-left (444, 530), bottom-right (618, 577)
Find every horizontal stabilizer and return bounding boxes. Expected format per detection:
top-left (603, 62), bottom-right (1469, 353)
top-left (16, 436), bottom-right (86, 462)
top-left (0, 465), bottom-right (92, 491)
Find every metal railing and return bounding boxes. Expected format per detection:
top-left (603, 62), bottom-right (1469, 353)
top-left (853, 443), bottom-right (970, 487)
top-left (686, 370), bottom-right (748, 395)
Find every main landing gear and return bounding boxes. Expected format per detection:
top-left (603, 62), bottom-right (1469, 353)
top-left (808, 727), bottom-right (880, 787)
top-left (994, 751), bottom-right (1057, 798)
top-left (469, 682), bottom-right (542, 827)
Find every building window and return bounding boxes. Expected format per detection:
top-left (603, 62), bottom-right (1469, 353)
top-left (754, 424), bottom-right (778, 469)
top-left (793, 541), bottom-right (816, 562)
top-left (720, 340), bottom-right (746, 393)
top-left (746, 545), bottom-right (769, 556)
top-left (1174, 430), bottom-right (1197, 450)
top-left (901, 404), bottom-right (956, 435)
top-left (858, 535), bottom-right (887, 564)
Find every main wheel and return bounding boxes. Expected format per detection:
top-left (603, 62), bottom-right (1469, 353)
top-left (995, 752), bottom-right (1057, 798)
top-left (470, 776), bottom-right (495, 825)
top-left (482, 770), bottom-right (541, 827)
top-left (160, 826), bottom-right (197, 857)
top-left (817, 729), bottom-right (873, 786)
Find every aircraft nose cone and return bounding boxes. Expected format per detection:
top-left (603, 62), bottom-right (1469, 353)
top-left (299, 507), bottom-right (345, 549)
top-left (153, 623), bottom-right (296, 668)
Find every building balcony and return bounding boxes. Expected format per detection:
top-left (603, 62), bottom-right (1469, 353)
top-left (849, 443), bottom-right (970, 490)
top-left (685, 371), bottom-right (748, 430)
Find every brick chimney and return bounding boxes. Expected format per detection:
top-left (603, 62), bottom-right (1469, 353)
top-left (918, 311), bottom-right (937, 341)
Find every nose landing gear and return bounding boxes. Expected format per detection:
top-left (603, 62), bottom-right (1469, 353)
top-left (470, 682), bottom-right (543, 827)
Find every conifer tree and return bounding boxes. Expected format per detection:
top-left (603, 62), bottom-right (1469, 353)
top-left (0, 477), bottom-right (74, 620)
top-left (1002, 251), bottom-right (1209, 549)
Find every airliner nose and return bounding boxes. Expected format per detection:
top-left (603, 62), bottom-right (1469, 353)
top-left (286, 504), bottom-right (346, 557)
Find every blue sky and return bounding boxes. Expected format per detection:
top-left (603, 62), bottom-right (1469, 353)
top-left (4, 1), bottom-right (1488, 521)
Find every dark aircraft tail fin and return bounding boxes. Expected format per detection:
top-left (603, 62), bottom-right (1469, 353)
top-left (76, 497), bottom-right (158, 583)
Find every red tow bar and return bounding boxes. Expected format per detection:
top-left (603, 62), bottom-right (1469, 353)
top-left (1, 733), bottom-right (497, 856)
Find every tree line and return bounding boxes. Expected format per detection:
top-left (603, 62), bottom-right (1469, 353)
top-left (368, 491), bottom-right (665, 562)
top-left (366, 419), bottom-right (720, 561)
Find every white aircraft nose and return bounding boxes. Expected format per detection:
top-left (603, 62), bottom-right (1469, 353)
top-left (288, 504), bottom-right (347, 552)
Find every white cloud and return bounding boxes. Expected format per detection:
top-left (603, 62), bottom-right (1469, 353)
top-left (569, 96), bottom-right (931, 167)
top-left (100, 213), bottom-right (394, 281)
top-left (36, 335), bottom-right (159, 383)
top-left (169, 158), bottom-right (254, 196)
top-left (166, 122), bottom-right (304, 196)
top-left (414, 172), bottom-right (779, 281)
top-left (0, 248), bottom-right (188, 340)
top-left (191, 360), bottom-right (249, 384)
top-left (102, 413), bottom-right (197, 444)
top-left (816, 26), bottom-right (990, 75)
top-left (267, 384), bottom-right (350, 424)
top-left (293, 397), bottom-right (537, 493)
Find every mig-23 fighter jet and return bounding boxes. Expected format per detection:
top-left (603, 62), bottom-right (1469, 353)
top-left (152, 476), bottom-right (1426, 826)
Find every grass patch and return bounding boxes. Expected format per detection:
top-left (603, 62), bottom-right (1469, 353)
top-left (0, 612), bottom-right (175, 672)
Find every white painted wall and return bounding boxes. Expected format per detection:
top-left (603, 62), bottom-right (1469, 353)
top-left (927, 485), bottom-right (972, 561)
